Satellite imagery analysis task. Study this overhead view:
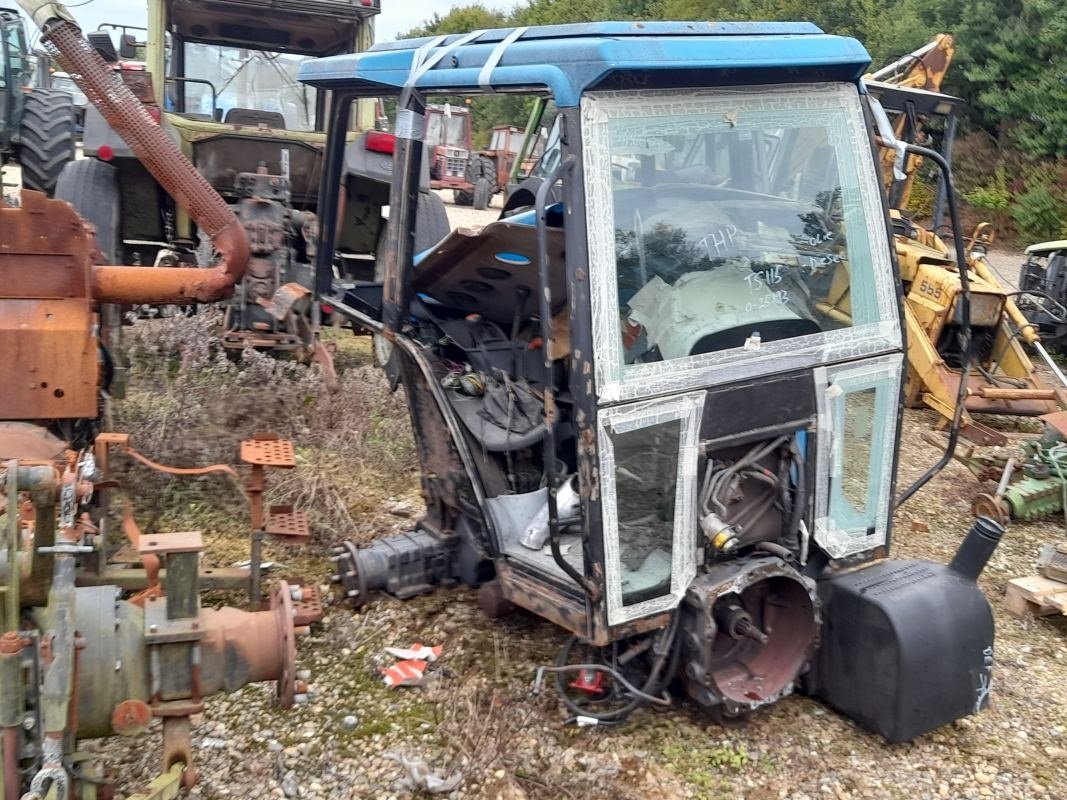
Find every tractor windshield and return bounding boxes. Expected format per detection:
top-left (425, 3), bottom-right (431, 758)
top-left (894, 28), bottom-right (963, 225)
top-left (583, 83), bottom-right (900, 402)
top-left (177, 42), bottom-right (318, 130)
top-left (424, 108), bottom-right (468, 149)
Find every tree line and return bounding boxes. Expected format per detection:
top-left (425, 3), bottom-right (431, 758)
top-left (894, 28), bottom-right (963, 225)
top-left (403, 1), bottom-right (1067, 241)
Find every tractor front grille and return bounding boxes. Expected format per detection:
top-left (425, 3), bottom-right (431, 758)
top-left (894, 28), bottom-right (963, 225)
top-left (444, 148), bottom-right (468, 177)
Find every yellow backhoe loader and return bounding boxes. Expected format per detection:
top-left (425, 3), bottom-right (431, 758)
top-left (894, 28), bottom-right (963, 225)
top-left (864, 35), bottom-right (1067, 446)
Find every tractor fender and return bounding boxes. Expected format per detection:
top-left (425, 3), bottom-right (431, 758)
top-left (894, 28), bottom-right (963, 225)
top-left (501, 174), bottom-right (560, 218)
top-left (343, 131), bottom-right (430, 191)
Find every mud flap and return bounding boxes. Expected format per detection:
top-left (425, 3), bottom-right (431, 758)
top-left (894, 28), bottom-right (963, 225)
top-left (806, 558), bottom-right (994, 743)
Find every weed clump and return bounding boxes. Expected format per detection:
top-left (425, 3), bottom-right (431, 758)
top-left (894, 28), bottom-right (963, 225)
top-left (113, 312), bottom-right (417, 541)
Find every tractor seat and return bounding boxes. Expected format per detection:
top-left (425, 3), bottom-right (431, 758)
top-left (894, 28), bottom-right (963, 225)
top-left (224, 108), bottom-right (286, 129)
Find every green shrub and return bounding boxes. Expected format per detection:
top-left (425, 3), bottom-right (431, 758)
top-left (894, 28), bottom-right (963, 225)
top-left (964, 164), bottom-right (1013, 232)
top-left (964, 164), bottom-right (1011, 213)
top-left (1011, 184), bottom-right (1067, 244)
top-left (905, 176), bottom-right (936, 219)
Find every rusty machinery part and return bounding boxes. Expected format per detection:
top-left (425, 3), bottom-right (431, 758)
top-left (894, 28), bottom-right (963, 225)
top-left (971, 493), bottom-right (1011, 527)
top-left (476, 578), bottom-right (517, 619)
top-left (219, 170), bottom-right (322, 360)
top-left (963, 427), bottom-right (1067, 525)
top-left (17, 0), bottom-right (249, 304)
top-left (999, 475), bottom-right (1066, 523)
top-left (0, 193), bottom-right (101, 423)
top-left (867, 33), bottom-right (954, 93)
top-left (0, 423), bottom-right (68, 462)
top-left (0, 454), bottom-right (314, 798)
top-left (679, 557), bottom-right (819, 719)
top-left (270, 579), bottom-right (299, 707)
top-left (330, 532), bottom-right (460, 609)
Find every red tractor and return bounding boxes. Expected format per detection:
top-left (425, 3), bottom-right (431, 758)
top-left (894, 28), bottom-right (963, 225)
top-left (424, 103), bottom-right (523, 210)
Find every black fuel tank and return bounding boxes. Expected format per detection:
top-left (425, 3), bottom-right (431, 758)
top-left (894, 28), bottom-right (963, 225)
top-left (807, 556), bottom-right (995, 742)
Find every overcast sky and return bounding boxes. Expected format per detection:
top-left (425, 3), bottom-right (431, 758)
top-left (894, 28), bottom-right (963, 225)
top-left (22, 0), bottom-right (518, 45)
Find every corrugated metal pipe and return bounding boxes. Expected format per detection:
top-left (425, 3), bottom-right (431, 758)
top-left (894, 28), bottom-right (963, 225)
top-left (17, 0), bottom-right (249, 304)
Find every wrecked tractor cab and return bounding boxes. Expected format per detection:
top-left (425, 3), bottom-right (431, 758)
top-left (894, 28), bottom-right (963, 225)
top-left (304, 23), bottom-right (1002, 742)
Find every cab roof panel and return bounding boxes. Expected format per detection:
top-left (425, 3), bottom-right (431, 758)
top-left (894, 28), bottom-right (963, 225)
top-left (298, 21), bottom-right (872, 106)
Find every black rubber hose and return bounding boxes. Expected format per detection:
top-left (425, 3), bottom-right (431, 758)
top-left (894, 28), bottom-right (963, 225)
top-left (755, 541), bottom-right (795, 561)
top-left (786, 445), bottom-right (806, 551)
top-left (553, 611), bottom-right (681, 723)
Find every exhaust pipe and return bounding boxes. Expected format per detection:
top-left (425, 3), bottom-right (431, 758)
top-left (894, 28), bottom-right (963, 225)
top-left (948, 516), bottom-right (1005, 582)
top-left (17, 0), bottom-right (248, 304)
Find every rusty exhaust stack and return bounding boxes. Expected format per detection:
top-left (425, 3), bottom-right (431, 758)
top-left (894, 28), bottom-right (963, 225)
top-left (17, 1), bottom-right (248, 304)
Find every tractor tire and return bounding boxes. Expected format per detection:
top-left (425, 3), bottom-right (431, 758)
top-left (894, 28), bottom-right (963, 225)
top-left (453, 189), bottom-right (474, 206)
top-left (370, 193), bottom-right (449, 381)
top-left (55, 157), bottom-right (124, 400)
top-left (371, 223), bottom-right (401, 386)
top-left (473, 176), bottom-right (492, 211)
top-left (55, 158), bottom-right (121, 262)
top-left (18, 90), bottom-right (77, 195)
top-left (415, 190), bottom-right (451, 254)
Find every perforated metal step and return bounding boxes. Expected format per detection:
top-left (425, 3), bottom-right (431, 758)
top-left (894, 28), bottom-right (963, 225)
top-left (240, 438), bottom-right (296, 468)
top-left (265, 506), bottom-right (310, 541)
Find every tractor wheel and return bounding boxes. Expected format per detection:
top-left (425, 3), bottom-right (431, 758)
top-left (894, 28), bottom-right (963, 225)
top-left (453, 189), bottom-right (474, 206)
top-left (372, 223), bottom-right (401, 385)
top-left (55, 157), bottom-right (124, 400)
top-left (18, 90), bottom-right (77, 195)
top-left (415, 190), bottom-right (451, 254)
top-left (473, 176), bottom-right (492, 211)
top-left (55, 158), bottom-right (121, 262)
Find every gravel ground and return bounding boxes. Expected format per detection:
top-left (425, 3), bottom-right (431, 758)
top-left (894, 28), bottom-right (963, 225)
top-left (11, 180), bottom-right (1065, 798)
top-left (437, 188), bottom-right (503, 228)
top-left (94, 398), bottom-right (1067, 800)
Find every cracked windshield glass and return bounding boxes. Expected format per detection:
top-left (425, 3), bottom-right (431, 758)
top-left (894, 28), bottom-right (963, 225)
top-left (176, 43), bottom-right (318, 131)
top-left (610, 91), bottom-right (879, 366)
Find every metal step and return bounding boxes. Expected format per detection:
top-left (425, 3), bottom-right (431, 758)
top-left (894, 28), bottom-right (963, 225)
top-left (266, 505), bottom-right (310, 541)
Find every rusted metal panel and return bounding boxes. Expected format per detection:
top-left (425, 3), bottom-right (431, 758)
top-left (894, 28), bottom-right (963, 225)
top-left (496, 561), bottom-right (589, 639)
top-left (0, 423), bottom-right (68, 461)
top-left (194, 136), bottom-right (324, 205)
top-left (0, 299), bottom-right (97, 420)
top-left (0, 257), bottom-right (85, 299)
top-left (0, 192), bottom-right (97, 420)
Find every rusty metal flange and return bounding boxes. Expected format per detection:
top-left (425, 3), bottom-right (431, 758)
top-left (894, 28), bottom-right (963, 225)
top-left (270, 580), bottom-right (298, 708)
top-left (971, 493), bottom-right (1011, 527)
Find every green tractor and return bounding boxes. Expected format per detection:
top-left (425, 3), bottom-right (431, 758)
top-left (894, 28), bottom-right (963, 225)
top-left (0, 0), bottom-right (76, 194)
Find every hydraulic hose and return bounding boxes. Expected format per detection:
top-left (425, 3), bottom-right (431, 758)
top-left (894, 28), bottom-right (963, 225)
top-left (892, 141), bottom-right (973, 507)
top-left (548, 610), bottom-right (681, 724)
top-left (17, 1), bottom-right (249, 304)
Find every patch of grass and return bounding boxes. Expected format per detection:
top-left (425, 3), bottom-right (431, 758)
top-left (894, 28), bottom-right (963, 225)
top-left (661, 737), bottom-right (751, 793)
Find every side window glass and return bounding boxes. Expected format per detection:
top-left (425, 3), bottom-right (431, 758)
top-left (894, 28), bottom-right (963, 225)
top-left (611, 418), bottom-right (680, 607)
top-left (814, 357), bottom-right (901, 558)
top-left (600, 393), bottom-right (703, 625)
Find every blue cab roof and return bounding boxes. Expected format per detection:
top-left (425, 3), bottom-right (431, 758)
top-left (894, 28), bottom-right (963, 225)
top-left (298, 21), bottom-right (872, 107)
